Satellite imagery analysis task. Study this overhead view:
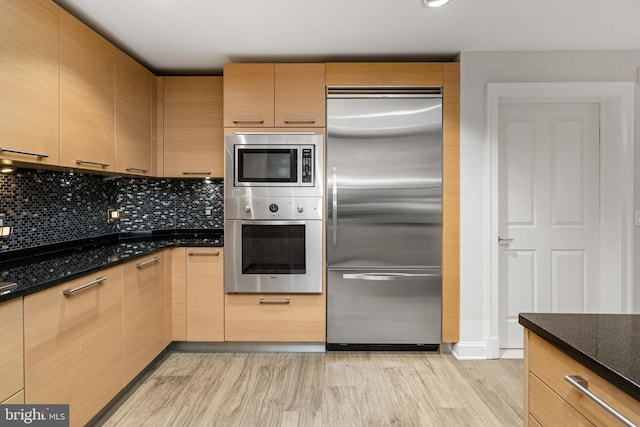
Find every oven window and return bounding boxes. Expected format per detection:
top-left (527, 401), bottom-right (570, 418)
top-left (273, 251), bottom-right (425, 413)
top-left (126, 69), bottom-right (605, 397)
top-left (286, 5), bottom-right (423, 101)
top-left (237, 148), bottom-right (297, 182)
top-left (242, 224), bottom-right (305, 274)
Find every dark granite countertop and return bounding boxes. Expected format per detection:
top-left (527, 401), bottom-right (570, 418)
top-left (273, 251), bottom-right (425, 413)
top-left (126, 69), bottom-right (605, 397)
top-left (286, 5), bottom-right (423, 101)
top-left (0, 229), bottom-right (223, 303)
top-left (519, 313), bottom-right (640, 402)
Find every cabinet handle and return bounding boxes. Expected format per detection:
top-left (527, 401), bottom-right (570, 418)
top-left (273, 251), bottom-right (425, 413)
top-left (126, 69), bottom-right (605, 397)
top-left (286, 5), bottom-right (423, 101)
top-left (188, 251), bottom-right (220, 256)
top-left (0, 147), bottom-right (49, 158)
top-left (63, 276), bottom-right (107, 296)
top-left (136, 256), bottom-right (161, 268)
top-left (564, 375), bottom-right (636, 427)
top-left (258, 298), bottom-right (291, 304)
top-left (283, 119), bottom-right (316, 124)
top-left (125, 167), bottom-right (149, 173)
top-left (232, 119), bottom-right (264, 124)
top-left (76, 159), bottom-right (110, 168)
top-left (182, 171), bottom-right (211, 176)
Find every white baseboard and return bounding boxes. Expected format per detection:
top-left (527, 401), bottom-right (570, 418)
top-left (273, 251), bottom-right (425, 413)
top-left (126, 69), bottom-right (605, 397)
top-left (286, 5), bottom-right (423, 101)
top-left (452, 337), bottom-right (503, 360)
top-left (452, 341), bottom-right (489, 360)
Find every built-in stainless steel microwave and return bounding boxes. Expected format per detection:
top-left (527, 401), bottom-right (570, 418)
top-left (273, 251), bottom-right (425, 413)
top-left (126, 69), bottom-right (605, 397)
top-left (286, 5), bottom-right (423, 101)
top-left (225, 133), bottom-right (323, 198)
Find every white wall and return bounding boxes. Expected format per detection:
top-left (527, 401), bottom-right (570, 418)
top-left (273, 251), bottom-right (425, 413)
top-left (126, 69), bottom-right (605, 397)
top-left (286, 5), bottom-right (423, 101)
top-left (456, 50), bottom-right (640, 359)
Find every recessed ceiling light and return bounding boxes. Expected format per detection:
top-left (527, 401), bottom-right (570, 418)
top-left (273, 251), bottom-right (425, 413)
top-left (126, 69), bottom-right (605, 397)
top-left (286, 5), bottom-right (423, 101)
top-left (423, 0), bottom-right (452, 7)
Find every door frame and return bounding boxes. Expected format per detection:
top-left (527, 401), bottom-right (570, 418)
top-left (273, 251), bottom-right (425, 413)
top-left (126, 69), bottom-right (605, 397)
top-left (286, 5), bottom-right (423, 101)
top-left (487, 82), bottom-right (635, 358)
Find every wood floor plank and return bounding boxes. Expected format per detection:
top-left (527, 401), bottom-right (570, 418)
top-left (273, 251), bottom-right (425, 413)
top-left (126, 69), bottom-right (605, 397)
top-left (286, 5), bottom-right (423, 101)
top-left (96, 351), bottom-right (523, 427)
top-left (322, 386), bottom-right (364, 427)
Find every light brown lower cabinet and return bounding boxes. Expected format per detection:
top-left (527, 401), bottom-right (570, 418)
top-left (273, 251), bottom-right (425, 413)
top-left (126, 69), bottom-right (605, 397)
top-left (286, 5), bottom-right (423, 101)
top-left (225, 293), bottom-right (326, 342)
top-left (171, 247), bottom-right (225, 342)
top-left (0, 297), bottom-right (24, 403)
top-left (24, 266), bottom-right (123, 427)
top-left (525, 329), bottom-right (640, 426)
top-left (123, 252), bottom-right (166, 385)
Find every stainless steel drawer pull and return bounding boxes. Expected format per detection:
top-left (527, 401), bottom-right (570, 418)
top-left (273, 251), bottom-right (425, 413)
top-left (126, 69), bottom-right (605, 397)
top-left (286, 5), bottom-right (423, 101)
top-left (284, 119), bottom-right (316, 124)
top-left (182, 171), bottom-right (211, 175)
top-left (343, 272), bottom-right (441, 281)
top-left (188, 251), bottom-right (220, 256)
top-left (564, 375), bottom-right (636, 427)
top-left (136, 256), bottom-right (161, 268)
top-left (125, 167), bottom-right (149, 173)
top-left (232, 119), bottom-right (264, 124)
top-left (76, 159), bottom-right (110, 167)
top-left (258, 298), bottom-right (291, 304)
top-left (0, 147), bottom-right (49, 158)
top-left (63, 276), bottom-right (107, 296)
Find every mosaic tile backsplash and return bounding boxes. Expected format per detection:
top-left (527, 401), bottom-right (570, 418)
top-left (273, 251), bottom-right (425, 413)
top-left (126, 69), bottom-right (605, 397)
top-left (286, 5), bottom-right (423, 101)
top-left (0, 169), bottom-right (224, 252)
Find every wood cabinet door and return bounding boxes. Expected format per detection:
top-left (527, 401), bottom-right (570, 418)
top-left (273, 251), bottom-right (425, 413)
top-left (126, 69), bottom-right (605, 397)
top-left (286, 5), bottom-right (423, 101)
top-left (163, 77), bottom-right (224, 177)
top-left (115, 51), bottom-right (153, 176)
top-left (186, 248), bottom-right (224, 341)
top-left (0, 0), bottom-right (59, 166)
top-left (60, 9), bottom-right (116, 172)
top-left (275, 63), bottom-right (326, 127)
top-left (0, 298), bottom-right (24, 403)
top-left (24, 266), bottom-right (123, 427)
top-left (123, 253), bottom-right (166, 385)
top-left (223, 63), bottom-right (274, 127)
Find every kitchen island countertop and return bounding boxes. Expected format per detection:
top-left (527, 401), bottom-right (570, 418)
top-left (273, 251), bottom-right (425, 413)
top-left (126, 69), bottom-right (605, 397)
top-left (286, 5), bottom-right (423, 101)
top-left (0, 229), bottom-right (223, 303)
top-left (519, 312), bottom-right (640, 402)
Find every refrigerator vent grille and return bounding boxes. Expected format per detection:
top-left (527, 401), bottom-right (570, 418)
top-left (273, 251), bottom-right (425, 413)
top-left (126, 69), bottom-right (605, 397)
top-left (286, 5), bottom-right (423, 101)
top-left (327, 86), bottom-right (442, 98)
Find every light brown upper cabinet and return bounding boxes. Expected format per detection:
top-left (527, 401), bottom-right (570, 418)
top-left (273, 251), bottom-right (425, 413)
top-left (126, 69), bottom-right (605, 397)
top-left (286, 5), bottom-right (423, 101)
top-left (60, 9), bottom-right (116, 172)
top-left (0, 0), bottom-right (59, 166)
top-left (224, 63), bottom-right (326, 128)
top-left (325, 62), bottom-right (444, 87)
top-left (275, 63), bottom-right (326, 127)
top-left (163, 77), bottom-right (224, 178)
top-left (115, 51), bottom-right (153, 176)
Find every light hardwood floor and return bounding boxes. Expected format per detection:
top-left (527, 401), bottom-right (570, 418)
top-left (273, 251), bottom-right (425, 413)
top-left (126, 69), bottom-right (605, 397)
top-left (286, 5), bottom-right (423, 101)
top-left (96, 352), bottom-right (523, 427)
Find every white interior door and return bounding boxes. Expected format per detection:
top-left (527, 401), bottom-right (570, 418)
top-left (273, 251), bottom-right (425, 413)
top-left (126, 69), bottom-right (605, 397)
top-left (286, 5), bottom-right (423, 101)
top-left (498, 102), bottom-right (600, 349)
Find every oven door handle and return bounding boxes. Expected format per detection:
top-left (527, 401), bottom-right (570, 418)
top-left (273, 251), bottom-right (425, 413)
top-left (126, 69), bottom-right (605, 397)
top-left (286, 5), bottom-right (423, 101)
top-left (238, 220), bottom-right (309, 226)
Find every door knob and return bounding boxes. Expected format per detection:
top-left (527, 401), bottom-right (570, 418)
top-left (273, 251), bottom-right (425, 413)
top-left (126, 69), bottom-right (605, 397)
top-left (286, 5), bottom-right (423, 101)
top-left (498, 237), bottom-right (514, 243)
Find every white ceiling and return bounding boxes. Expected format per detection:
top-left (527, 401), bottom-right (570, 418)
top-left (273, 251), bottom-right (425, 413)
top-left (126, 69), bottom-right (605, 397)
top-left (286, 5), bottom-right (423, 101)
top-left (53, 0), bottom-right (640, 75)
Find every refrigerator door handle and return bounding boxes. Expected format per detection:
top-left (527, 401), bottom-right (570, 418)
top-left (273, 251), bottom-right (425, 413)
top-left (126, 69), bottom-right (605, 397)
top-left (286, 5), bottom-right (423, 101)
top-left (342, 272), bottom-right (441, 281)
top-left (332, 166), bottom-right (338, 246)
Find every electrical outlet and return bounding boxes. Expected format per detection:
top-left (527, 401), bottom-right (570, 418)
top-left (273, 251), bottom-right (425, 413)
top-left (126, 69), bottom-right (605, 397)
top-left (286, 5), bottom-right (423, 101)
top-left (205, 207), bottom-right (213, 216)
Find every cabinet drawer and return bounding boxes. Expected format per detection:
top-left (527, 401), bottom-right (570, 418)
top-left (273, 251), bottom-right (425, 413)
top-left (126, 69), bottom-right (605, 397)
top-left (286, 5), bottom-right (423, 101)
top-left (225, 294), bottom-right (325, 342)
top-left (529, 332), bottom-right (640, 425)
top-left (529, 373), bottom-right (593, 426)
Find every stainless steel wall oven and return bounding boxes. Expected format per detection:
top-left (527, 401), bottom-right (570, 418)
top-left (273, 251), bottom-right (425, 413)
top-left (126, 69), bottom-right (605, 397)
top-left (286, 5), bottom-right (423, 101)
top-left (225, 133), bottom-right (323, 294)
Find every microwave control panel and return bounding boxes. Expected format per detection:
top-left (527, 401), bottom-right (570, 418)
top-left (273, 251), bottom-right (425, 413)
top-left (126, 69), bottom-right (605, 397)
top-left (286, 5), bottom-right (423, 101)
top-left (302, 148), bottom-right (313, 183)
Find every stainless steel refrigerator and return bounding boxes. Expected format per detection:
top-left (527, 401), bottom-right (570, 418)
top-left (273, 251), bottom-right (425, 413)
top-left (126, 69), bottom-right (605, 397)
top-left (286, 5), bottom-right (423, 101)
top-left (326, 88), bottom-right (443, 351)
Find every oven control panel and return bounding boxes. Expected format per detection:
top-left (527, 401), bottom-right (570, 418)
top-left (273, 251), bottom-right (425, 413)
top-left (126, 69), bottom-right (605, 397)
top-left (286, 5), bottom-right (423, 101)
top-left (226, 197), bottom-right (323, 220)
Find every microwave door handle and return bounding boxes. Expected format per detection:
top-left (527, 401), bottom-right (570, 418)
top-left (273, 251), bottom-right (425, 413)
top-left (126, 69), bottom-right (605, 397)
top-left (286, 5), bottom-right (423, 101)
top-left (332, 166), bottom-right (338, 246)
